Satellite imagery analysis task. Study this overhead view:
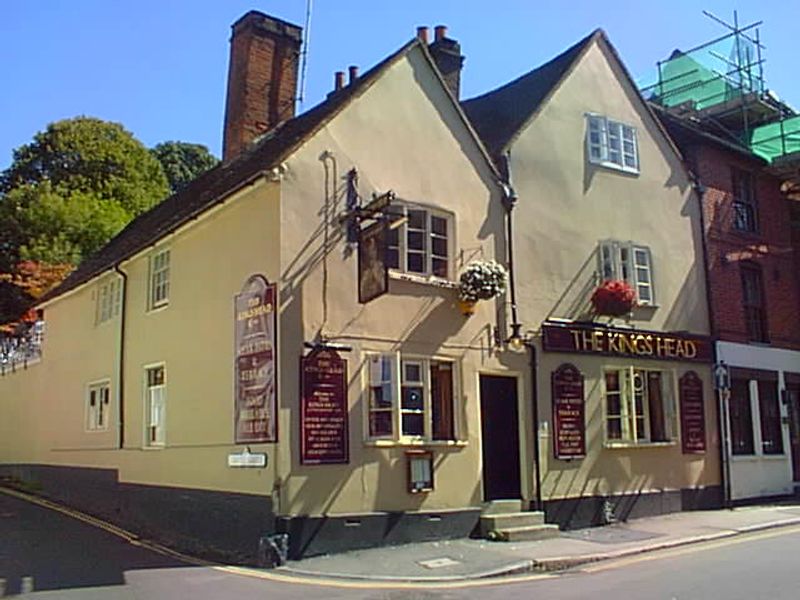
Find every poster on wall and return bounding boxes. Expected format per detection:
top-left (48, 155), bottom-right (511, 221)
top-left (300, 348), bottom-right (349, 465)
top-left (358, 220), bottom-right (388, 304)
top-left (679, 371), bottom-right (706, 454)
top-left (234, 275), bottom-right (277, 444)
top-left (551, 363), bottom-right (586, 460)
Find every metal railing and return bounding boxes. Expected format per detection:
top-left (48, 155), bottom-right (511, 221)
top-left (0, 320), bottom-right (44, 375)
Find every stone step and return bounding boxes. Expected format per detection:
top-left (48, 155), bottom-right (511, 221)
top-left (479, 511), bottom-right (545, 536)
top-left (494, 524), bottom-right (561, 543)
top-left (481, 499), bottom-right (524, 515)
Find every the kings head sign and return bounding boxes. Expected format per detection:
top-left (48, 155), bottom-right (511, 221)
top-left (542, 322), bottom-right (712, 363)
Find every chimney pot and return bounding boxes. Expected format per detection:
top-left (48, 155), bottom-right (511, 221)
top-left (434, 25), bottom-right (447, 41)
top-left (348, 65), bottom-right (359, 85)
top-left (416, 26), bottom-right (429, 44)
top-left (334, 71), bottom-right (345, 91)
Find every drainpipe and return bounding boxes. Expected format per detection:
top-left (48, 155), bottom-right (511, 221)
top-left (691, 172), bottom-right (730, 508)
top-left (114, 264), bottom-right (128, 449)
top-left (500, 151), bottom-right (541, 510)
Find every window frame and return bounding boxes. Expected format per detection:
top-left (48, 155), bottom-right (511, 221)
top-left (366, 352), bottom-right (460, 445)
top-left (143, 363), bottom-right (167, 448)
top-left (95, 277), bottom-right (121, 325)
top-left (586, 114), bottom-right (640, 174)
top-left (731, 167), bottom-right (758, 233)
top-left (85, 379), bottom-right (111, 432)
top-left (740, 261), bottom-right (769, 343)
top-left (148, 248), bottom-right (171, 311)
top-left (385, 203), bottom-right (454, 280)
top-left (598, 240), bottom-right (656, 306)
top-left (603, 366), bottom-right (677, 447)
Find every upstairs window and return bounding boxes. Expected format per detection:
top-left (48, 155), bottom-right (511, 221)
top-left (587, 115), bottom-right (639, 173)
top-left (731, 168), bottom-right (758, 233)
top-left (367, 354), bottom-right (457, 442)
top-left (95, 278), bottom-right (121, 324)
top-left (740, 262), bottom-right (768, 343)
top-left (605, 367), bottom-right (675, 445)
top-left (385, 205), bottom-right (452, 279)
top-left (599, 241), bottom-right (655, 305)
top-left (148, 249), bottom-right (170, 310)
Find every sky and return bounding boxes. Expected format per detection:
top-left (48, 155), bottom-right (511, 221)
top-left (3, 1), bottom-right (799, 170)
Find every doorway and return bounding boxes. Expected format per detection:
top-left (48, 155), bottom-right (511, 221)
top-left (786, 383), bottom-right (800, 482)
top-left (479, 375), bottom-right (521, 501)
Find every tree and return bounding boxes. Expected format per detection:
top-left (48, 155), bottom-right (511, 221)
top-left (150, 141), bottom-right (219, 194)
top-left (0, 116), bottom-right (170, 271)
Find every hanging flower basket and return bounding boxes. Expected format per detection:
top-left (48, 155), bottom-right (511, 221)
top-left (591, 279), bottom-right (636, 317)
top-left (457, 260), bottom-right (507, 315)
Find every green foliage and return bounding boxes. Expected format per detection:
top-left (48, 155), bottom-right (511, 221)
top-left (0, 116), bottom-right (170, 270)
top-left (151, 141), bottom-right (218, 194)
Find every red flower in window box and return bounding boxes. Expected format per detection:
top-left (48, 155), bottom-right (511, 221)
top-left (591, 279), bottom-right (636, 317)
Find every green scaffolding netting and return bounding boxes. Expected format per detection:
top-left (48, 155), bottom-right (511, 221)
top-left (749, 116), bottom-right (800, 163)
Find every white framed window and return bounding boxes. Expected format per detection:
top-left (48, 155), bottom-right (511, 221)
top-left (604, 367), bottom-right (676, 445)
top-left (144, 364), bottom-right (166, 446)
top-left (86, 380), bottom-right (111, 431)
top-left (367, 354), bottom-right (457, 442)
top-left (148, 249), bottom-right (170, 310)
top-left (385, 204), bottom-right (452, 279)
top-left (599, 240), bottom-right (655, 305)
top-left (95, 278), bottom-right (121, 324)
top-left (587, 114), bottom-right (639, 173)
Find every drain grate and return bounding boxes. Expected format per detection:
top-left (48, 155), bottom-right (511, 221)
top-left (417, 557), bottom-right (461, 569)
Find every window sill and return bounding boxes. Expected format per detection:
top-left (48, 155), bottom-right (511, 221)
top-left (142, 444), bottom-right (166, 451)
top-left (388, 271), bottom-right (458, 290)
top-left (589, 160), bottom-right (640, 176)
top-left (604, 440), bottom-right (677, 449)
top-left (365, 439), bottom-right (467, 448)
top-left (147, 303), bottom-right (170, 315)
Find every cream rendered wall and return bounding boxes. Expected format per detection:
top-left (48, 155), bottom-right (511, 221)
top-left (506, 40), bottom-right (718, 501)
top-left (275, 46), bottom-right (511, 516)
top-left (1, 179), bottom-right (283, 497)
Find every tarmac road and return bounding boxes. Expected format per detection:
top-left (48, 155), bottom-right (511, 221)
top-left (3, 489), bottom-right (800, 599)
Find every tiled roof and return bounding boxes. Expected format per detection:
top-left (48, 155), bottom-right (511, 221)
top-left (461, 30), bottom-right (600, 157)
top-left (42, 39), bottom-right (419, 303)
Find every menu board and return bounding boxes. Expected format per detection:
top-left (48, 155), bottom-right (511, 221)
top-left (300, 348), bottom-right (349, 465)
top-left (552, 363), bottom-right (586, 460)
top-left (680, 371), bottom-right (706, 454)
top-left (234, 275), bottom-right (277, 443)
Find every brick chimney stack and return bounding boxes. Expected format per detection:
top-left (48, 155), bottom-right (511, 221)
top-left (222, 11), bottom-right (302, 162)
top-left (427, 25), bottom-right (464, 100)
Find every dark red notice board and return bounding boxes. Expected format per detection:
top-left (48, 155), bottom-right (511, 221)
top-left (300, 348), bottom-right (349, 465)
top-left (680, 371), bottom-right (706, 454)
top-left (552, 363), bottom-right (586, 460)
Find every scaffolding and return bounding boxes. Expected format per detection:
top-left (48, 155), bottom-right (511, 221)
top-left (642, 11), bottom-right (799, 169)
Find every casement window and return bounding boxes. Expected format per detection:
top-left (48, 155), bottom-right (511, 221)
top-left (604, 368), bottom-right (675, 444)
top-left (599, 241), bottom-right (655, 305)
top-left (385, 205), bottom-right (452, 278)
top-left (758, 380), bottom-right (783, 455)
top-left (729, 378), bottom-right (755, 455)
top-left (144, 365), bottom-right (166, 446)
top-left (587, 115), bottom-right (639, 173)
top-left (95, 278), bottom-right (121, 324)
top-left (367, 354), bottom-right (457, 442)
top-left (148, 249), bottom-right (170, 309)
top-left (740, 262), bottom-right (768, 343)
top-left (731, 168), bottom-right (758, 233)
top-left (86, 381), bottom-right (110, 431)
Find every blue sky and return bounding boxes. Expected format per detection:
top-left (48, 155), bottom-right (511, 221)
top-left (3, 1), bottom-right (798, 169)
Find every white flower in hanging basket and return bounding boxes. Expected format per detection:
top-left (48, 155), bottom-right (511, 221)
top-left (458, 260), bottom-right (508, 302)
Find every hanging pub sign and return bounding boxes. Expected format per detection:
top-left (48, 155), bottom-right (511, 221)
top-left (679, 371), bottom-right (707, 454)
top-left (551, 363), bottom-right (586, 460)
top-left (300, 347), bottom-right (349, 465)
top-left (358, 220), bottom-right (388, 304)
top-left (542, 322), bottom-right (713, 363)
top-left (234, 275), bottom-right (277, 444)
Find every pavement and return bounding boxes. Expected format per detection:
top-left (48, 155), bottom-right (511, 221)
top-left (278, 501), bottom-right (800, 582)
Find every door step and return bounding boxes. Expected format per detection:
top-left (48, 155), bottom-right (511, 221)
top-left (479, 501), bottom-right (560, 542)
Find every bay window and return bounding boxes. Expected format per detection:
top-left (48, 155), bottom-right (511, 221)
top-left (605, 367), bottom-right (675, 444)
